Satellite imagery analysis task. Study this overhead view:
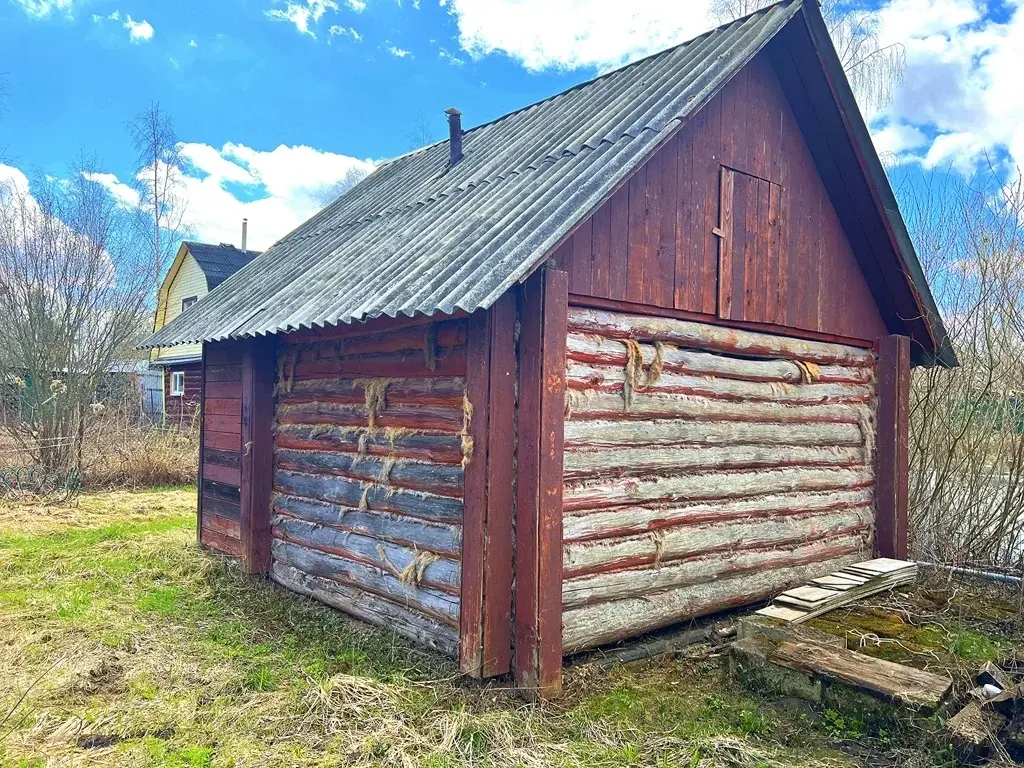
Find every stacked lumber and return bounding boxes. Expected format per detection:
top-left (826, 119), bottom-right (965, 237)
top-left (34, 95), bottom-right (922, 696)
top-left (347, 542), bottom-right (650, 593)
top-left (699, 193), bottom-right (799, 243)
top-left (756, 558), bottom-right (917, 623)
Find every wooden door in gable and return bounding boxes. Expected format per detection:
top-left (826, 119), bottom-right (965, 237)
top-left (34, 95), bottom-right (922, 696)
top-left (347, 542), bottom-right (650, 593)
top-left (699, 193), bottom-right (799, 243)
top-left (715, 166), bottom-right (786, 325)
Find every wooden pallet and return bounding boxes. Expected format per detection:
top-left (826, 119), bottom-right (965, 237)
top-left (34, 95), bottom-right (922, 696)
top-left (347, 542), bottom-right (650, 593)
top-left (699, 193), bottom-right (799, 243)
top-left (756, 558), bottom-right (917, 624)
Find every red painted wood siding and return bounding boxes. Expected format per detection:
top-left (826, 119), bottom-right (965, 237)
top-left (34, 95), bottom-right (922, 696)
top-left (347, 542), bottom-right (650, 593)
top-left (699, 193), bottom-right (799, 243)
top-left (199, 342), bottom-right (244, 557)
top-left (164, 363), bottom-right (202, 427)
top-left (551, 52), bottom-right (887, 344)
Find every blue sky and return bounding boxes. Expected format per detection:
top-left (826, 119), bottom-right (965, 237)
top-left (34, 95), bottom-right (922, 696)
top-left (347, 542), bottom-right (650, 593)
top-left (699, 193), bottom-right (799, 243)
top-left (2, 0), bottom-right (1023, 251)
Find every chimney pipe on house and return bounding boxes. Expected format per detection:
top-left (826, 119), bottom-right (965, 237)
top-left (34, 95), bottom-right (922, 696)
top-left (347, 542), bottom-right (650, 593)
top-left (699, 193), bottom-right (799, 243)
top-left (445, 108), bottom-right (463, 165)
top-left (241, 218), bottom-right (248, 252)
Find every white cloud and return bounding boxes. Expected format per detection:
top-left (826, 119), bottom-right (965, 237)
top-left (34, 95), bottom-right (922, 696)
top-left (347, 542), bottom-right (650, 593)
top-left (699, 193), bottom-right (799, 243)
top-left (868, 0), bottom-right (1024, 177)
top-left (10, 0), bottom-right (74, 19)
top-left (265, 0), bottom-right (339, 39)
top-left (189, 38), bottom-right (198, 47)
top-left (82, 172), bottom-right (142, 209)
top-left (444, 0), bottom-right (715, 71)
top-left (386, 44), bottom-right (411, 58)
top-left (123, 14), bottom-right (154, 43)
top-left (329, 24), bottom-right (362, 41)
top-left (346, 0), bottom-right (366, 11)
top-left (439, 47), bottom-right (464, 66)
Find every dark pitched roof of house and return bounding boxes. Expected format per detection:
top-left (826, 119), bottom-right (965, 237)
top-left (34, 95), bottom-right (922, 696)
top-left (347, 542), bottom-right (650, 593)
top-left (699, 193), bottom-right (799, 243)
top-left (184, 241), bottom-right (262, 290)
top-left (144, 0), bottom-right (953, 367)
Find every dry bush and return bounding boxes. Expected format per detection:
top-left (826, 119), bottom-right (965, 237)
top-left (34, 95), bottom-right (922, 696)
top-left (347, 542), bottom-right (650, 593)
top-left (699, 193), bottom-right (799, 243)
top-left (83, 418), bottom-right (198, 490)
top-left (900, 166), bottom-right (1024, 570)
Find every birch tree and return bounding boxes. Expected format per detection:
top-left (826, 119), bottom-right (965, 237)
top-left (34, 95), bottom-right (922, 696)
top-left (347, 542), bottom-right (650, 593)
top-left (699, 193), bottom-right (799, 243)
top-left (710, 0), bottom-right (905, 112)
top-left (127, 102), bottom-right (187, 281)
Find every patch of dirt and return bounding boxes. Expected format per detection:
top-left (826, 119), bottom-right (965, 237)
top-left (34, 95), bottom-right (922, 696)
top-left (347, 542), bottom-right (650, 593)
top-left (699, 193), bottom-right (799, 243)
top-left (72, 655), bottom-right (126, 696)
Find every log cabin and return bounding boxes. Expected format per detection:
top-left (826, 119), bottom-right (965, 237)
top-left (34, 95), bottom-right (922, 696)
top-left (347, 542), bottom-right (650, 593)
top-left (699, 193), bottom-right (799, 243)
top-left (143, 0), bottom-right (955, 697)
top-left (150, 233), bottom-right (261, 426)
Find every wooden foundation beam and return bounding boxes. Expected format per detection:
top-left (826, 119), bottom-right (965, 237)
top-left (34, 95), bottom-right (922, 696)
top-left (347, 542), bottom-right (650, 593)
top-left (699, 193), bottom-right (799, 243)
top-left (515, 267), bottom-right (569, 698)
top-left (240, 335), bottom-right (277, 574)
top-left (875, 334), bottom-right (909, 560)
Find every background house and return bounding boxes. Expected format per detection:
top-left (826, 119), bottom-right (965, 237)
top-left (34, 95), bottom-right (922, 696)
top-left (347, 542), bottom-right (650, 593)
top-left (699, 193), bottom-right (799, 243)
top-left (150, 230), bottom-right (260, 426)
top-left (144, 0), bottom-right (953, 697)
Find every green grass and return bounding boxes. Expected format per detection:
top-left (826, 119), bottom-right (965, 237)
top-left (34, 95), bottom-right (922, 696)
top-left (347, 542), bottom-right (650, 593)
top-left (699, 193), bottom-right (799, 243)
top-left (0, 489), bottom-right (960, 767)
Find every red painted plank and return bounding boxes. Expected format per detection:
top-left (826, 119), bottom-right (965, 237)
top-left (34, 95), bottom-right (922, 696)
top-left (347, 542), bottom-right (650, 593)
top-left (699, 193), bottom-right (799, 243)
top-left (537, 268), bottom-right (568, 696)
top-left (204, 430), bottom-right (240, 451)
top-left (642, 151), bottom-right (664, 307)
top-left (626, 166), bottom-right (647, 304)
top-left (459, 308), bottom-right (490, 677)
top-left (608, 186), bottom-right (629, 302)
top-left (514, 267), bottom-right (568, 697)
top-left (591, 200), bottom-right (611, 298)
top-left (482, 292), bottom-right (516, 677)
top-left (717, 167), bottom-right (735, 319)
top-left (240, 335), bottom-right (277, 575)
top-left (876, 335), bottom-right (909, 559)
top-left (570, 217), bottom-right (594, 296)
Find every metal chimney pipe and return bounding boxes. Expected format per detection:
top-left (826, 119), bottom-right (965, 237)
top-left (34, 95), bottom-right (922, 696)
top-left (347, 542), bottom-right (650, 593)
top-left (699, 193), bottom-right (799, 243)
top-left (241, 218), bottom-right (248, 252)
top-left (445, 108), bottom-right (463, 165)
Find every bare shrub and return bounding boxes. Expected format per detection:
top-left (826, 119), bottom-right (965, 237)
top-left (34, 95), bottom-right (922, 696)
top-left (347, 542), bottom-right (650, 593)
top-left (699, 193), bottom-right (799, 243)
top-left (899, 165), bottom-right (1024, 569)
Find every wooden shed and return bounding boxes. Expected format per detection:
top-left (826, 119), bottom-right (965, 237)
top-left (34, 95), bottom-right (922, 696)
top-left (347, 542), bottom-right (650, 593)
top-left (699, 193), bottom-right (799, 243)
top-left (144, 0), bottom-right (954, 697)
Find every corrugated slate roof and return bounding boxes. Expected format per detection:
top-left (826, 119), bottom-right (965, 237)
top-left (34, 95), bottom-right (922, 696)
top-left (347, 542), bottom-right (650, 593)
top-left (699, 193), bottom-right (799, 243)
top-left (144, 0), bottom-right (803, 348)
top-left (185, 241), bottom-right (262, 290)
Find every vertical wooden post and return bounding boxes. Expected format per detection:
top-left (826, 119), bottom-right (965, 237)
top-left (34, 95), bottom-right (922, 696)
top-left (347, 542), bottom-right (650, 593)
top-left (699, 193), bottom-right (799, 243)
top-left (460, 310), bottom-right (491, 677)
top-left (482, 292), bottom-right (517, 677)
top-left (515, 266), bottom-right (568, 698)
top-left (240, 334), bottom-right (277, 575)
top-left (197, 343), bottom-right (207, 544)
top-left (876, 334), bottom-right (910, 560)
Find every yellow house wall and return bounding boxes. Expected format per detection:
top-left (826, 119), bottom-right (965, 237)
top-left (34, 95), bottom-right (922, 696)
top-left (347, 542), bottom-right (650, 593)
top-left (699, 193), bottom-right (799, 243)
top-left (153, 252), bottom-right (208, 362)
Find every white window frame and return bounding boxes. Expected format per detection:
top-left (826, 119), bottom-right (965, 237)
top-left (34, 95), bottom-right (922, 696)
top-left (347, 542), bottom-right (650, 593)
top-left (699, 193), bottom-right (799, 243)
top-left (181, 296), bottom-right (198, 313)
top-left (170, 371), bottom-right (185, 397)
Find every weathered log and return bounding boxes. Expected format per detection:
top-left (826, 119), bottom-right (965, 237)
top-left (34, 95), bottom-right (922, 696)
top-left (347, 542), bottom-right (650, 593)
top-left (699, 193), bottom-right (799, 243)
top-left (566, 333), bottom-right (872, 384)
top-left (274, 493), bottom-right (462, 556)
top-left (274, 423), bottom-right (464, 464)
top-left (271, 538), bottom-right (460, 625)
top-left (565, 390), bottom-right (870, 425)
top-left (562, 534), bottom-right (869, 607)
top-left (563, 508), bottom-right (873, 576)
top-left (271, 562), bottom-right (460, 657)
top-left (567, 361), bottom-right (874, 405)
top-left (281, 376), bottom-right (465, 406)
top-left (567, 308), bottom-right (874, 366)
top-left (287, 348), bottom-right (467, 380)
top-left (274, 470), bottom-right (463, 522)
top-left (277, 401), bottom-right (465, 433)
top-left (275, 448), bottom-right (464, 497)
top-left (563, 466), bottom-right (874, 511)
top-left (273, 516), bottom-right (461, 591)
top-left (561, 554), bottom-right (863, 652)
top-left (564, 444), bottom-right (866, 480)
top-left (281, 319), bottom-right (466, 357)
top-left (563, 418), bottom-right (865, 449)
top-left (562, 488), bottom-right (874, 541)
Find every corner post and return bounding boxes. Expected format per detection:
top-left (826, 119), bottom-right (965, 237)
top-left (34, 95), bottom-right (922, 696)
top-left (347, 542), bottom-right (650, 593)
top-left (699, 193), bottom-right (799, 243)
top-left (515, 266), bottom-right (568, 698)
top-left (240, 334), bottom-right (277, 574)
top-left (876, 334), bottom-right (910, 560)
top-left (197, 342), bottom-right (207, 544)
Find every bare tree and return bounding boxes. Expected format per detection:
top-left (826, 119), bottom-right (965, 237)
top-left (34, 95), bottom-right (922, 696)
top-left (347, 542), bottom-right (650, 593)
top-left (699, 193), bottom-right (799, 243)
top-left (0, 157), bottom-right (155, 473)
top-left (127, 102), bottom-right (187, 281)
top-left (313, 166), bottom-right (373, 208)
top-left (897, 163), bottom-right (1024, 569)
top-left (406, 111), bottom-right (435, 150)
top-left (710, 0), bottom-right (905, 112)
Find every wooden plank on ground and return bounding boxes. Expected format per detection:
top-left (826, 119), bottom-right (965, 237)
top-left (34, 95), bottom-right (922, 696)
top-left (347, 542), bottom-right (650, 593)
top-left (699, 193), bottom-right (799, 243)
top-left (772, 641), bottom-right (951, 709)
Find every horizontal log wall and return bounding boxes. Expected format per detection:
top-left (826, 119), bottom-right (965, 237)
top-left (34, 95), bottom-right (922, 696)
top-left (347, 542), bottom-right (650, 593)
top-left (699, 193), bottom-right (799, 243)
top-left (199, 342), bottom-right (243, 557)
top-left (271, 318), bottom-right (469, 656)
top-left (561, 308), bottom-right (877, 652)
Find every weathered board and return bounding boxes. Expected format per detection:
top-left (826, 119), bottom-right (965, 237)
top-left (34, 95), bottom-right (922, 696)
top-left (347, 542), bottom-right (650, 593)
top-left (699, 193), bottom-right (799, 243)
top-left (561, 307), bottom-right (877, 652)
top-left (198, 340), bottom-right (244, 557)
top-left (270, 319), bottom-right (469, 658)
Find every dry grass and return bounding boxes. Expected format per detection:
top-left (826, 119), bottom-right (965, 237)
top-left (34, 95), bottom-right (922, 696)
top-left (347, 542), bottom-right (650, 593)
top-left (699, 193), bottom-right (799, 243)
top-left (0, 489), bottom-right (961, 768)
